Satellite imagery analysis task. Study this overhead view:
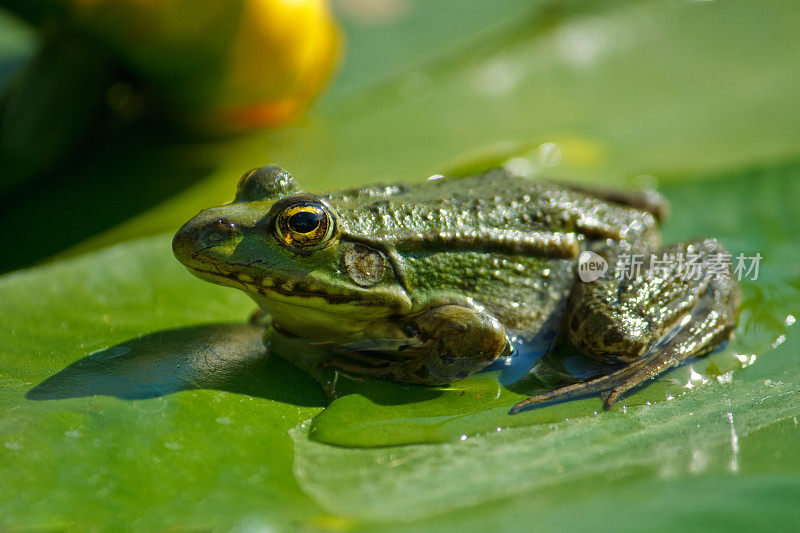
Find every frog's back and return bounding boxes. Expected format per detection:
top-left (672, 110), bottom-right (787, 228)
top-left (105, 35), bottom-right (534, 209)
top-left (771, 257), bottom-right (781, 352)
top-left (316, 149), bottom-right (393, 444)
top-left (323, 168), bottom-right (660, 252)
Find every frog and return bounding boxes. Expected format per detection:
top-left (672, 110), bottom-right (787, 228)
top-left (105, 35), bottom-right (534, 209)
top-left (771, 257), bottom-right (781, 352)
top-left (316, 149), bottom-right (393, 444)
top-left (172, 165), bottom-right (738, 413)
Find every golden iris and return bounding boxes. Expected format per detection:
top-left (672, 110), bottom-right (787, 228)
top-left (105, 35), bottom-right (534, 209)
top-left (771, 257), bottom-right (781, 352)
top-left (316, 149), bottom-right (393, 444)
top-left (275, 201), bottom-right (333, 248)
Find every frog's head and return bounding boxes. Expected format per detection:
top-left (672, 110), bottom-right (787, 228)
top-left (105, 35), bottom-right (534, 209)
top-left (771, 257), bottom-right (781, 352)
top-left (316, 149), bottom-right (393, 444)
top-left (173, 165), bottom-right (413, 342)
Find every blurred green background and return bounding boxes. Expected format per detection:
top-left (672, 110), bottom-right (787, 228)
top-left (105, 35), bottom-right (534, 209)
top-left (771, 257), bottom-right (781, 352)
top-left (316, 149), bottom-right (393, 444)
top-left (1, 0), bottom-right (799, 531)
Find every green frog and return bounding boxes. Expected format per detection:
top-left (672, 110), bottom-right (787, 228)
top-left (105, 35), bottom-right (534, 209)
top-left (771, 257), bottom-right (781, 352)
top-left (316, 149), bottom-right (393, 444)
top-left (172, 165), bottom-right (738, 413)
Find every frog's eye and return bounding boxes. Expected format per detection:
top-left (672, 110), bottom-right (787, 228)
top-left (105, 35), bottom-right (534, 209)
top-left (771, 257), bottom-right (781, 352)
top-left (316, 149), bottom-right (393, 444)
top-left (275, 201), bottom-right (334, 249)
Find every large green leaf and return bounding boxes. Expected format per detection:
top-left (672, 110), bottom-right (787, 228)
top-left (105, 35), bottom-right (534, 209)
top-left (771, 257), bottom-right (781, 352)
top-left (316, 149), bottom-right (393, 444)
top-left (293, 344), bottom-right (800, 525)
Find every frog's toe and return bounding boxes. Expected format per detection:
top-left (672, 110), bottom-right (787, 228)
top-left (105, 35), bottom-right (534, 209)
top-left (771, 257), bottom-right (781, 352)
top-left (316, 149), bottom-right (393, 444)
top-left (509, 363), bottom-right (635, 414)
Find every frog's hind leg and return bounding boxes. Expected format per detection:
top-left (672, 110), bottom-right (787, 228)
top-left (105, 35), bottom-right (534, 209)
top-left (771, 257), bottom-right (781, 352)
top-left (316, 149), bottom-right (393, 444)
top-left (511, 238), bottom-right (738, 414)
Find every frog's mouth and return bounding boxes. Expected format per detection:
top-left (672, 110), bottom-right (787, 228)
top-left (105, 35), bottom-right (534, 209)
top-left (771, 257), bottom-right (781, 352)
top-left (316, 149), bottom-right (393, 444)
top-left (185, 262), bottom-right (398, 309)
top-left (187, 263), bottom-right (351, 304)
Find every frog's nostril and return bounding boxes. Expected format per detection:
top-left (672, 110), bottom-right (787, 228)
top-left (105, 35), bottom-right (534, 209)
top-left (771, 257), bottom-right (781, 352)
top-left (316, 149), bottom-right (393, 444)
top-left (214, 218), bottom-right (237, 235)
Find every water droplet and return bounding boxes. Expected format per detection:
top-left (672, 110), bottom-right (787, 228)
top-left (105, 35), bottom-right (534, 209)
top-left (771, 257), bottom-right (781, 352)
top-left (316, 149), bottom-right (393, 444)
top-left (537, 143), bottom-right (562, 167)
top-left (473, 53), bottom-right (518, 96)
top-left (772, 335), bottom-right (786, 348)
top-left (555, 18), bottom-right (612, 66)
top-left (505, 157), bottom-right (533, 177)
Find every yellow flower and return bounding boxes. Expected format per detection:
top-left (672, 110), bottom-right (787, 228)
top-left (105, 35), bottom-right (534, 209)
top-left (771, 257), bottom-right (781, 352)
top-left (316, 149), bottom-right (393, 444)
top-left (218, 0), bottom-right (341, 130)
top-left (67, 0), bottom-right (342, 131)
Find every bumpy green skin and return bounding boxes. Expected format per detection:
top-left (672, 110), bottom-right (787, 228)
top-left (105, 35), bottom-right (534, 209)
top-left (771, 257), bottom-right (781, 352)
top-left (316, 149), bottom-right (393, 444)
top-left (173, 165), bottom-right (737, 411)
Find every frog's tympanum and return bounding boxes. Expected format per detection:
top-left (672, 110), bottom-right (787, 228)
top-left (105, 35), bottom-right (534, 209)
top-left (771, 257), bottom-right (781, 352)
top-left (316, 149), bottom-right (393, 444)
top-left (173, 165), bottom-right (738, 413)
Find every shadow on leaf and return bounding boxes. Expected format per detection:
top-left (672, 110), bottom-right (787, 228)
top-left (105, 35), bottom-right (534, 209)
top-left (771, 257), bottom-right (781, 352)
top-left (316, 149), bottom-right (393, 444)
top-left (329, 374), bottom-right (443, 406)
top-left (27, 323), bottom-right (327, 407)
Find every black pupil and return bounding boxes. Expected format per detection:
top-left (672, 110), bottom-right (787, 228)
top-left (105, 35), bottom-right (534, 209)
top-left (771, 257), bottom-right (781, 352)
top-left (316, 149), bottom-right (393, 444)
top-left (288, 210), bottom-right (322, 233)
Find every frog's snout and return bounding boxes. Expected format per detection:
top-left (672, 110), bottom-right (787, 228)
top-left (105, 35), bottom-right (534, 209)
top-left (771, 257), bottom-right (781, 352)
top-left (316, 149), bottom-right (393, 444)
top-left (172, 213), bottom-right (240, 266)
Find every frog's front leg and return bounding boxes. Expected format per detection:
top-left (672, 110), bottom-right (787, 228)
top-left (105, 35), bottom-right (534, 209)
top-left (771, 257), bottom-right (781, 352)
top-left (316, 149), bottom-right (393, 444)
top-left (511, 238), bottom-right (738, 413)
top-left (326, 304), bottom-right (510, 386)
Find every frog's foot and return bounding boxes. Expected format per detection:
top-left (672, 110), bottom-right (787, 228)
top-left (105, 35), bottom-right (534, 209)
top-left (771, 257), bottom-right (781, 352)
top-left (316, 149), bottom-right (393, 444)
top-left (511, 238), bottom-right (738, 414)
top-left (324, 305), bottom-right (510, 386)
